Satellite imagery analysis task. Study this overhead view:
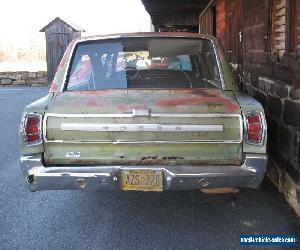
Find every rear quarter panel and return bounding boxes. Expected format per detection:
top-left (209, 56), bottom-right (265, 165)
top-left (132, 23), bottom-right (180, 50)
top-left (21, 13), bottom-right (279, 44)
top-left (234, 93), bottom-right (267, 154)
top-left (20, 94), bottom-right (53, 156)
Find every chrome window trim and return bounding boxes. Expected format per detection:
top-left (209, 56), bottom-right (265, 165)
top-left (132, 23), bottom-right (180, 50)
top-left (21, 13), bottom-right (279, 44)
top-left (60, 36), bottom-right (226, 92)
top-left (60, 41), bottom-right (76, 92)
top-left (211, 41), bottom-right (225, 90)
top-left (42, 112), bottom-right (243, 144)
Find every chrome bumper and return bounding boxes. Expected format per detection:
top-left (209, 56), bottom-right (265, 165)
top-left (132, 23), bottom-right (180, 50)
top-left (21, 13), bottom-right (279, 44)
top-left (20, 154), bottom-right (268, 192)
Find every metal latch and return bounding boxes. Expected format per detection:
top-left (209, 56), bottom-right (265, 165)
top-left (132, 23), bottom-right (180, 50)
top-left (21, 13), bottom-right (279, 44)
top-left (132, 109), bottom-right (151, 117)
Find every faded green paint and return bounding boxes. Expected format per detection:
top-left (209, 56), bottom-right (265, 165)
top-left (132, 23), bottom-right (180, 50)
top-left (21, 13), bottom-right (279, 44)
top-left (44, 143), bottom-right (242, 165)
top-left (43, 89), bottom-right (243, 165)
top-left (49, 39), bottom-right (76, 92)
top-left (20, 33), bottom-right (267, 166)
top-left (47, 89), bottom-right (241, 114)
top-left (47, 116), bottom-right (241, 141)
top-left (19, 94), bottom-right (52, 156)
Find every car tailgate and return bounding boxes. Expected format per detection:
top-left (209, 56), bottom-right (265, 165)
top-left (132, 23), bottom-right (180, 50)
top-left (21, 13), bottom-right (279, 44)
top-left (43, 89), bottom-right (243, 165)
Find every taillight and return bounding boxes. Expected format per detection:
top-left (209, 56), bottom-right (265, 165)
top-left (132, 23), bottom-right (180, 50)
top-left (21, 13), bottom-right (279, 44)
top-left (23, 113), bottom-right (42, 145)
top-left (245, 112), bottom-right (264, 144)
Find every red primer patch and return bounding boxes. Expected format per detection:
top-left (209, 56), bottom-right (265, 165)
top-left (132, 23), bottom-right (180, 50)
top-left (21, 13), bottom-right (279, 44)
top-left (73, 90), bottom-right (119, 96)
top-left (118, 104), bottom-right (147, 112)
top-left (86, 99), bottom-right (98, 107)
top-left (156, 96), bottom-right (240, 112)
top-left (58, 58), bottom-right (65, 69)
top-left (50, 81), bottom-right (59, 92)
top-left (191, 89), bottom-right (217, 97)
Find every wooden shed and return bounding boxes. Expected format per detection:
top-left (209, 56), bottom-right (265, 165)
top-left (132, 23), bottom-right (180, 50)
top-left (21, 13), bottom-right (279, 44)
top-left (40, 17), bottom-right (85, 83)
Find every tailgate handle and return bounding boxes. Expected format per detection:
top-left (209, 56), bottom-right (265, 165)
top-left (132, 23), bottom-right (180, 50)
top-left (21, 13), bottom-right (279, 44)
top-left (132, 109), bottom-right (151, 117)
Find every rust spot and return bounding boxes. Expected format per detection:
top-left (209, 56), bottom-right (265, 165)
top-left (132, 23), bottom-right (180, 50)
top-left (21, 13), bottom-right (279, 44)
top-left (73, 90), bottom-right (117, 96)
top-left (118, 104), bottom-right (147, 112)
top-left (60, 158), bottom-right (241, 166)
top-left (141, 156), bottom-right (158, 161)
top-left (50, 81), bottom-right (59, 92)
top-left (86, 99), bottom-right (98, 107)
top-left (58, 58), bottom-right (65, 69)
top-left (190, 89), bottom-right (217, 97)
top-left (69, 159), bottom-right (104, 165)
top-left (162, 156), bottom-right (184, 160)
top-left (217, 48), bottom-right (226, 62)
top-left (156, 95), bottom-right (240, 112)
top-left (27, 175), bottom-right (34, 184)
top-left (200, 187), bottom-right (240, 194)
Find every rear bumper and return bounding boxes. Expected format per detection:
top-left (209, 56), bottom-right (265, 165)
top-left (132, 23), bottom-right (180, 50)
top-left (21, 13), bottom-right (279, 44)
top-left (20, 154), bottom-right (268, 192)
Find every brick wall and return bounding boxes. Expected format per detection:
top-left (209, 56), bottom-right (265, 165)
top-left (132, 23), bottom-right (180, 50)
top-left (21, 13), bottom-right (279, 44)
top-left (235, 0), bottom-right (300, 216)
top-left (243, 72), bottom-right (300, 215)
top-left (0, 71), bottom-right (47, 86)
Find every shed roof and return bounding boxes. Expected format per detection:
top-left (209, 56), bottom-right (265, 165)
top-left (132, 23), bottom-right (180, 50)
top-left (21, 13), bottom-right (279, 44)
top-left (40, 17), bottom-right (86, 32)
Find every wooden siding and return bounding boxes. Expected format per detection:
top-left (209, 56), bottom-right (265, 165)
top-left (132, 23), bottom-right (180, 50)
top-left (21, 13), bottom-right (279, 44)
top-left (240, 0), bottom-right (299, 87)
top-left (151, 12), bottom-right (200, 26)
top-left (271, 0), bottom-right (286, 59)
top-left (216, 0), bottom-right (227, 49)
top-left (293, 0), bottom-right (300, 52)
top-left (225, 0), bottom-right (242, 66)
top-left (243, 0), bottom-right (269, 52)
top-left (142, 0), bottom-right (300, 86)
top-left (199, 8), bottom-right (213, 34)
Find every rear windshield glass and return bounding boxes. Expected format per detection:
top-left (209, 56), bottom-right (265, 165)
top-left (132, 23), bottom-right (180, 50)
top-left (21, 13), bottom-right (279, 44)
top-left (66, 37), bottom-right (221, 90)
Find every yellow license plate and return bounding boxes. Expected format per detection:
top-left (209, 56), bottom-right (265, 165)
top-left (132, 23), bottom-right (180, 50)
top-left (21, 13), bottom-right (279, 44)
top-left (122, 170), bottom-right (163, 192)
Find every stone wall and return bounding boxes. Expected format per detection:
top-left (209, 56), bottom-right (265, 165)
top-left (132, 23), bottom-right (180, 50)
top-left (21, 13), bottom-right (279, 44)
top-left (0, 71), bottom-right (47, 86)
top-left (243, 73), bottom-right (300, 216)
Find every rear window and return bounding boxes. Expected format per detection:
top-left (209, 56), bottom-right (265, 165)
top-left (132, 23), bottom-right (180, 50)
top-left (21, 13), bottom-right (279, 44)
top-left (66, 37), bottom-right (221, 90)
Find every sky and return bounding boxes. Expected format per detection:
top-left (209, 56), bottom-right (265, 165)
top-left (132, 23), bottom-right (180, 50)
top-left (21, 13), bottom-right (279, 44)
top-left (0, 0), bottom-right (151, 56)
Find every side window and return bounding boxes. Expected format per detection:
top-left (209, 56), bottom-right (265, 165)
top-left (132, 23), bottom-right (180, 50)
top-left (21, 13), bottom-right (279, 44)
top-left (68, 55), bottom-right (92, 89)
top-left (199, 43), bottom-right (220, 83)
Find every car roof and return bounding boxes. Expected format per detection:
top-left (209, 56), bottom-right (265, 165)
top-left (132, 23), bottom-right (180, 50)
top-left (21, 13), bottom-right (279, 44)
top-left (74, 32), bottom-right (217, 43)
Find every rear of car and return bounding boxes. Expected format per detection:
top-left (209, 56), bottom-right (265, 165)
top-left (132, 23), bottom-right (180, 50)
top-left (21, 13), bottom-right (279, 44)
top-left (20, 33), bottom-right (267, 192)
